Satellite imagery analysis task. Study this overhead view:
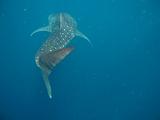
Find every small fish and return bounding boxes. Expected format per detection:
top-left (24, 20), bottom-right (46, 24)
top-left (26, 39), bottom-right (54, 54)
top-left (31, 13), bottom-right (92, 99)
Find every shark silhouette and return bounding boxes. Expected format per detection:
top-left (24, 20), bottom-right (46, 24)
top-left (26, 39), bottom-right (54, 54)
top-left (31, 13), bottom-right (92, 99)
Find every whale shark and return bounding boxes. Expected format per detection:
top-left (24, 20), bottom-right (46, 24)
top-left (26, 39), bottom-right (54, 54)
top-left (31, 13), bottom-right (92, 99)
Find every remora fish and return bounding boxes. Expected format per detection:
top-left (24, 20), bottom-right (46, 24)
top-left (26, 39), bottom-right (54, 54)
top-left (31, 13), bottom-right (92, 99)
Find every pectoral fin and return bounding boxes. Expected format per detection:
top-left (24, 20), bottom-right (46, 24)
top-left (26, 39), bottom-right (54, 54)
top-left (75, 30), bottom-right (93, 47)
top-left (31, 26), bottom-right (51, 36)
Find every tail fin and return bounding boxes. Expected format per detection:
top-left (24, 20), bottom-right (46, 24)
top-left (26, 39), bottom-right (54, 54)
top-left (42, 72), bottom-right (52, 99)
top-left (39, 47), bottom-right (74, 99)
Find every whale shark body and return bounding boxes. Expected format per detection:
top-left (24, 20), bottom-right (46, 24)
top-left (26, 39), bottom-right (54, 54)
top-left (31, 13), bottom-right (92, 99)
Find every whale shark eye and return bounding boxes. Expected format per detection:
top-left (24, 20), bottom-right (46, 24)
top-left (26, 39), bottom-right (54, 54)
top-left (48, 14), bottom-right (55, 21)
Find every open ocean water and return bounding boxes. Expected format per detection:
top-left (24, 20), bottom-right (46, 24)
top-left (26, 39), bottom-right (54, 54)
top-left (0, 0), bottom-right (160, 120)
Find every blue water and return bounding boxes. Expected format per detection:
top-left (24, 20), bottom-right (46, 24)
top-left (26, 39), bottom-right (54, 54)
top-left (0, 0), bottom-right (160, 120)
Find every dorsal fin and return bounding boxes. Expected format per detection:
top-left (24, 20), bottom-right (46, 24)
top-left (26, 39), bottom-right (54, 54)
top-left (39, 47), bottom-right (74, 72)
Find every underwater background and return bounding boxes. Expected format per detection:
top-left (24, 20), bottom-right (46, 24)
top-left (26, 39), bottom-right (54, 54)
top-left (0, 0), bottom-right (160, 120)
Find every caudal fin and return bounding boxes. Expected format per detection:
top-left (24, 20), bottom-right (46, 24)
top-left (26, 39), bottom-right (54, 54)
top-left (39, 47), bottom-right (74, 99)
top-left (42, 72), bottom-right (52, 99)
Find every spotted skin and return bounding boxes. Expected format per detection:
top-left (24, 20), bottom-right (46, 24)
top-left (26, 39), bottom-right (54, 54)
top-left (35, 23), bottom-right (75, 69)
top-left (31, 13), bottom-right (90, 99)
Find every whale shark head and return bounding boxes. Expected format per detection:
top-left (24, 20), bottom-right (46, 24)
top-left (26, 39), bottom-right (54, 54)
top-left (48, 13), bottom-right (77, 33)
